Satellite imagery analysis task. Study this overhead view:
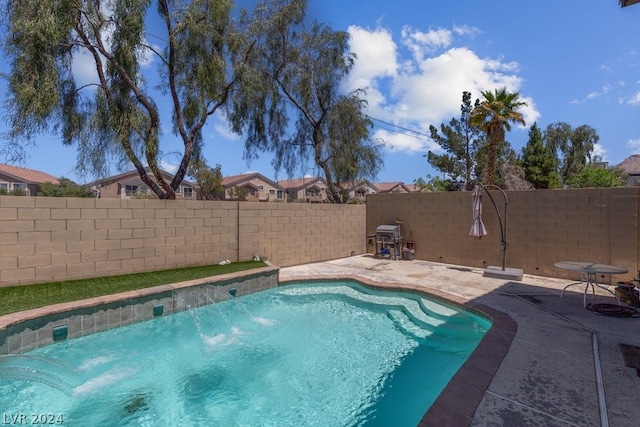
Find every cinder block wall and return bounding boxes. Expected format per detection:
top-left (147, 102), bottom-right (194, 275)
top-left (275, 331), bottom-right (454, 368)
top-left (366, 188), bottom-right (640, 283)
top-left (4, 188), bottom-right (637, 287)
top-left (237, 203), bottom-right (365, 266)
top-left (0, 197), bottom-right (365, 287)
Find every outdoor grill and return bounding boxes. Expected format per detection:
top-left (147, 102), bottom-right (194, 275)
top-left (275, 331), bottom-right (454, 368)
top-left (375, 225), bottom-right (402, 259)
top-left (376, 225), bottom-right (400, 241)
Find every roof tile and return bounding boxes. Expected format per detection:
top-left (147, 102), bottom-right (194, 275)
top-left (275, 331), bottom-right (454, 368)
top-left (0, 164), bottom-right (59, 185)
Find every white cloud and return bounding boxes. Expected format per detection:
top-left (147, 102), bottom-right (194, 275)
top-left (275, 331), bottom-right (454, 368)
top-left (627, 138), bottom-right (640, 151)
top-left (160, 160), bottom-right (178, 174)
top-left (210, 116), bottom-right (242, 141)
top-left (518, 95), bottom-right (541, 130)
top-left (587, 84), bottom-right (612, 99)
top-left (401, 26), bottom-right (452, 60)
top-left (345, 25), bottom-right (540, 154)
top-left (592, 143), bottom-right (608, 162)
top-left (628, 92), bottom-right (640, 105)
top-left (373, 129), bottom-right (437, 153)
top-left (345, 26), bottom-right (398, 86)
top-left (453, 24), bottom-right (482, 38)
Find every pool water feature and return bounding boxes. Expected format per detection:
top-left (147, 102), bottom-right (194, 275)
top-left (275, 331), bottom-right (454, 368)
top-left (0, 281), bottom-right (491, 426)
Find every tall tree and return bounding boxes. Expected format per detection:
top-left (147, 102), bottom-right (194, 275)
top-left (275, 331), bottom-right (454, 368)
top-left (426, 91), bottom-right (484, 191)
top-left (470, 88), bottom-right (526, 186)
top-left (230, 1), bottom-right (382, 203)
top-left (473, 131), bottom-right (513, 187)
top-left (521, 122), bottom-right (560, 189)
top-left (1, 0), bottom-right (304, 199)
top-left (543, 122), bottom-right (598, 185)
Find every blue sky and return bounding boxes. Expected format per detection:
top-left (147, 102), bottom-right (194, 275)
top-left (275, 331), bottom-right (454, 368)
top-left (1, 0), bottom-right (640, 185)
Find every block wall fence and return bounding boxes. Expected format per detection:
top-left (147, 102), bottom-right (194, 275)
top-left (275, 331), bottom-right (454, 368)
top-left (0, 197), bottom-right (365, 287)
top-left (2, 187), bottom-right (639, 287)
top-left (367, 187), bottom-right (640, 284)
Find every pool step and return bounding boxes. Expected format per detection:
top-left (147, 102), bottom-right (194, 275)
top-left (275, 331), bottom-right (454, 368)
top-left (0, 355), bottom-right (79, 395)
top-left (279, 285), bottom-right (489, 339)
top-left (387, 310), bottom-right (481, 353)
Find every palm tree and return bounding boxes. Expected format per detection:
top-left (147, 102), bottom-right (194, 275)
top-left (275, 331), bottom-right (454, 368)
top-left (470, 88), bottom-right (527, 186)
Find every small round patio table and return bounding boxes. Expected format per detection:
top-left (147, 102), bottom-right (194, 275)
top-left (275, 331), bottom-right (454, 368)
top-left (555, 261), bottom-right (627, 308)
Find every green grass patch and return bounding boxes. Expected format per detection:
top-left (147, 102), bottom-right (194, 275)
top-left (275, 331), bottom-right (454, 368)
top-left (0, 261), bottom-right (267, 317)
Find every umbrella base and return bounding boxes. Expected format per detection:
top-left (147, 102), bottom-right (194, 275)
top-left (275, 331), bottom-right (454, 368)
top-left (483, 265), bottom-right (523, 281)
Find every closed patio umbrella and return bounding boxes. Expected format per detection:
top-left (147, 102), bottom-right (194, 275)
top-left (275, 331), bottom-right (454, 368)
top-left (469, 185), bottom-right (487, 239)
top-left (469, 184), bottom-right (522, 280)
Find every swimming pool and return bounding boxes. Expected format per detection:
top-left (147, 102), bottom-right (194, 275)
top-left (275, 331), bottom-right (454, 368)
top-left (0, 280), bottom-right (490, 426)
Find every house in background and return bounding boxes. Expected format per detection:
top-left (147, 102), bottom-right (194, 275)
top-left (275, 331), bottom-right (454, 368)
top-left (0, 164), bottom-right (59, 196)
top-left (278, 176), bottom-right (328, 203)
top-left (88, 168), bottom-right (199, 199)
top-left (223, 172), bottom-right (286, 202)
top-left (614, 155), bottom-right (640, 187)
top-left (341, 180), bottom-right (378, 202)
top-left (373, 182), bottom-right (411, 194)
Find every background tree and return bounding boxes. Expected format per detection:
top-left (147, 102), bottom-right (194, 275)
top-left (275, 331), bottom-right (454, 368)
top-left (420, 175), bottom-right (458, 192)
top-left (426, 91), bottom-right (484, 190)
top-left (188, 158), bottom-right (225, 200)
top-left (412, 177), bottom-right (429, 192)
top-left (37, 177), bottom-right (95, 197)
top-left (566, 164), bottom-right (624, 188)
top-left (521, 122), bottom-right (560, 189)
top-left (230, 1), bottom-right (383, 203)
top-left (0, 188), bottom-right (25, 196)
top-left (543, 122), bottom-right (598, 185)
top-left (1, 0), bottom-right (304, 199)
top-left (228, 187), bottom-right (248, 201)
top-left (470, 88), bottom-right (526, 186)
top-left (500, 146), bottom-right (533, 190)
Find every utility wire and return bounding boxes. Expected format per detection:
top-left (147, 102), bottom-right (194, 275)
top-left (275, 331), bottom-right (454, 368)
top-left (373, 123), bottom-right (431, 142)
top-left (369, 116), bottom-right (432, 138)
top-left (369, 116), bottom-right (433, 142)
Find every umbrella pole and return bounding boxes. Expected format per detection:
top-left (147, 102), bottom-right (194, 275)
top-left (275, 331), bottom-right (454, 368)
top-left (481, 185), bottom-right (508, 271)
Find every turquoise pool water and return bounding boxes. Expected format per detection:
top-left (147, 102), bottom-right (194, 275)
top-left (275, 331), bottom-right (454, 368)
top-left (0, 281), bottom-right (490, 426)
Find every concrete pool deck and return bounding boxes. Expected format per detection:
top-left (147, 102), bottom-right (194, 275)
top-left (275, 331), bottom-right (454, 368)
top-left (279, 255), bottom-right (640, 427)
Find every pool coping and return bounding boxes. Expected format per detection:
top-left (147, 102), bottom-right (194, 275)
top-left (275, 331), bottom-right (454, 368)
top-left (0, 265), bottom-right (280, 354)
top-left (0, 265), bottom-right (279, 330)
top-left (279, 274), bottom-right (517, 427)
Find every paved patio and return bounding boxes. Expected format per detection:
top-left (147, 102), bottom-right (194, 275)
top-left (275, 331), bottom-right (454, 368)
top-left (279, 255), bottom-right (640, 427)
